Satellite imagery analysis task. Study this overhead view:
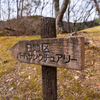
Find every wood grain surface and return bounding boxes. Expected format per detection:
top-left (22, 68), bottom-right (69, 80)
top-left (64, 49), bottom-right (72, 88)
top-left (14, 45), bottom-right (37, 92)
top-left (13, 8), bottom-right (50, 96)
top-left (10, 36), bottom-right (84, 70)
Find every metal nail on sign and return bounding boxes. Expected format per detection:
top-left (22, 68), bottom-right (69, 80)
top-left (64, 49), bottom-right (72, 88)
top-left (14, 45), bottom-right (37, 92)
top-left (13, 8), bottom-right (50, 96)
top-left (10, 36), bottom-right (85, 70)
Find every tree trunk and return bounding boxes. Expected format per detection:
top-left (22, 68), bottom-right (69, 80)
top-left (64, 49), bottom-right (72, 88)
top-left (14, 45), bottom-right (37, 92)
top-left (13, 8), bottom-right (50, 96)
top-left (93, 0), bottom-right (100, 25)
top-left (99, 13), bottom-right (100, 25)
top-left (8, 0), bottom-right (10, 20)
top-left (53, 0), bottom-right (59, 18)
top-left (21, 0), bottom-right (24, 18)
top-left (16, 0), bottom-right (19, 18)
top-left (0, 0), bottom-right (1, 20)
top-left (56, 0), bottom-right (69, 34)
top-left (68, 3), bottom-right (70, 33)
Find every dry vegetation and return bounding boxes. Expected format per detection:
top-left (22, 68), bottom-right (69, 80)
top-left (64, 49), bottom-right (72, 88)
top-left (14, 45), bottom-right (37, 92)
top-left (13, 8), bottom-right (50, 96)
top-left (0, 26), bottom-right (100, 100)
top-left (0, 15), bottom-right (41, 36)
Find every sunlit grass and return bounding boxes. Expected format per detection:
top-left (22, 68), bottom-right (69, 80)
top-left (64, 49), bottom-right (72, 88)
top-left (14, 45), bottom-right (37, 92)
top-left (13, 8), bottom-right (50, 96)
top-left (0, 26), bottom-right (100, 99)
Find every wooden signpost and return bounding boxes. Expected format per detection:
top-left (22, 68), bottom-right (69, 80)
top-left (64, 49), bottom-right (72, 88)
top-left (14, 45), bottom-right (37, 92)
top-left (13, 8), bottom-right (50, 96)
top-left (10, 37), bottom-right (84, 70)
top-left (10, 17), bottom-right (85, 100)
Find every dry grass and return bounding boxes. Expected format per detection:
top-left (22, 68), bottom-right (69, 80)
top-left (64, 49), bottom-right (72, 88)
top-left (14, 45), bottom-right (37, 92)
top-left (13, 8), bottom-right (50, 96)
top-left (0, 26), bottom-right (100, 100)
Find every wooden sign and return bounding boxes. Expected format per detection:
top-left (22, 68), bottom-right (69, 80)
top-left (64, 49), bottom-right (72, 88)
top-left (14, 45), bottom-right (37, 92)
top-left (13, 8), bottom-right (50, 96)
top-left (10, 36), bottom-right (84, 70)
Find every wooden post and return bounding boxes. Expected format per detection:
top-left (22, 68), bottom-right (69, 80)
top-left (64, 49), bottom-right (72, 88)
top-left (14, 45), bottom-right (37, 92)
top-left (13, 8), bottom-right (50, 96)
top-left (40, 17), bottom-right (57, 100)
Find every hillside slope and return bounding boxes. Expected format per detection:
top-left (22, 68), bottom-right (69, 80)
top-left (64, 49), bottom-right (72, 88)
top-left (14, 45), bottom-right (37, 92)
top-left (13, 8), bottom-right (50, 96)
top-left (0, 16), bottom-right (41, 36)
top-left (0, 16), bottom-right (99, 36)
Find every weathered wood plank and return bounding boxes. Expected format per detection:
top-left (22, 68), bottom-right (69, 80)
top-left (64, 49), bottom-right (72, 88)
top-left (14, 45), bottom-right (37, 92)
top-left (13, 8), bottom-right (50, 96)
top-left (40, 17), bottom-right (57, 100)
top-left (10, 36), bottom-right (84, 70)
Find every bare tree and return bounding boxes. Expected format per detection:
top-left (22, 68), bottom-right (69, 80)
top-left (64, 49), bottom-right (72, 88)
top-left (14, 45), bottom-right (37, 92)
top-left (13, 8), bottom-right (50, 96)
top-left (16, 0), bottom-right (24, 18)
top-left (55, 0), bottom-right (70, 33)
top-left (23, 0), bottom-right (41, 16)
top-left (21, 0), bottom-right (24, 18)
top-left (16, 0), bottom-right (19, 18)
top-left (93, 0), bottom-right (100, 25)
top-left (67, 2), bottom-right (71, 32)
top-left (41, 0), bottom-right (49, 15)
top-left (8, 0), bottom-right (10, 20)
top-left (0, 0), bottom-right (1, 20)
top-left (53, 0), bottom-right (59, 18)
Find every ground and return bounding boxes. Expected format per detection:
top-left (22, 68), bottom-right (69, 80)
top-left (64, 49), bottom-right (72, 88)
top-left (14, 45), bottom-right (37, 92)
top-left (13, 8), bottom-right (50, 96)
top-left (0, 26), bottom-right (100, 100)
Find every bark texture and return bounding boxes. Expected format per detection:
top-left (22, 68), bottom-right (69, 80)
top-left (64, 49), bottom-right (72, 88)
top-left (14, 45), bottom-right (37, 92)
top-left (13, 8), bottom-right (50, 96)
top-left (21, 0), bottom-right (24, 18)
top-left (53, 0), bottom-right (59, 18)
top-left (56, 0), bottom-right (70, 33)
top-left (16, 0), bottom-right (19, 18)
top-left (40, 17), bottom-right (57, 100)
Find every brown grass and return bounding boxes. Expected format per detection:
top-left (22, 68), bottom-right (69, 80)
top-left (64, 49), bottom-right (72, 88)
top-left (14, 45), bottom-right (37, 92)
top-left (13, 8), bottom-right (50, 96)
top-left (0, 26), bottom-right (100, 100)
